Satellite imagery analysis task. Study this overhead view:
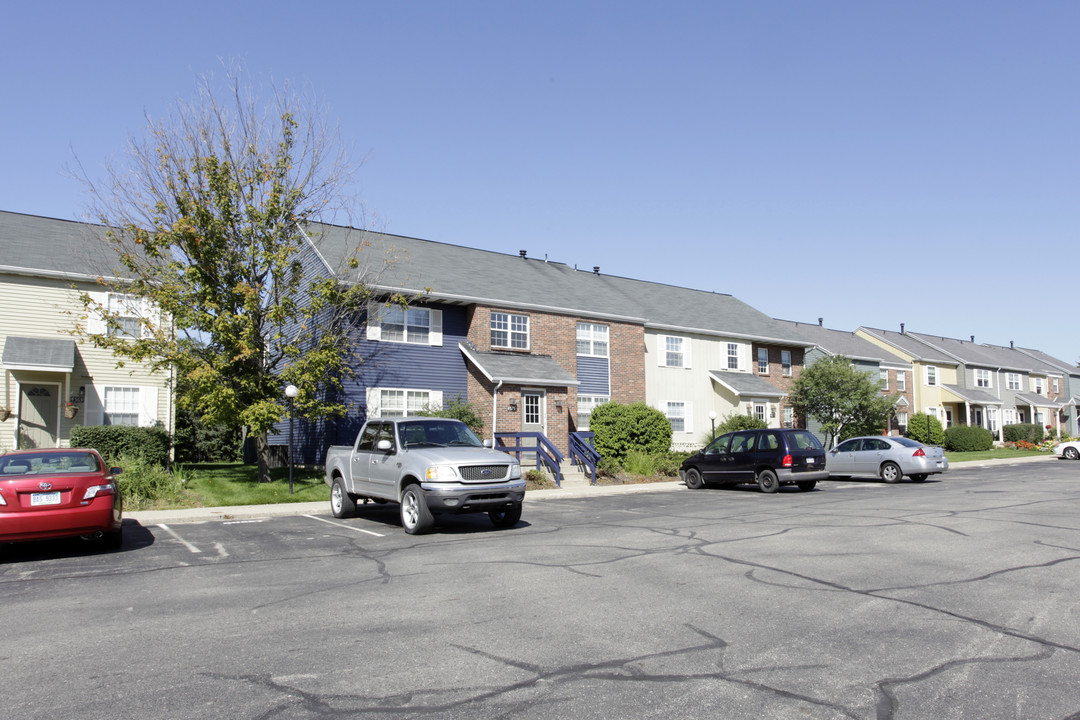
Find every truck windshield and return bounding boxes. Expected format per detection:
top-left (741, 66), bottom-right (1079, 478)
top-left (398, 420), bottom-right (484, 448)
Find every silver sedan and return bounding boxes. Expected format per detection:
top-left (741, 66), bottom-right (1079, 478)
top-left (826, 436), bottom-right (949, 483)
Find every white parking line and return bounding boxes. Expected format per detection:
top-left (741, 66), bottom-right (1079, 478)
top-left (303, 514), bottom-right (386, 537)
top-left (157, 523), bottom-right (202, 553)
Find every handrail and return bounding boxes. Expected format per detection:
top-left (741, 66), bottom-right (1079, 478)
top-left (494, 432), bottom-right (564, 486)
top-left (568, 431), bottom-right (600, 484)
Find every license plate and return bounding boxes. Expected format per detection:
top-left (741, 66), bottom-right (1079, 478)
top-left (31, 492), bottom-right (61, 506)
top-left (806, 458), bottom-right (815, 465)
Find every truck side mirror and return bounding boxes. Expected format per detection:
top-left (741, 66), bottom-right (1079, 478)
top-left (483, 439), bottom-right (493, 448)
top-left (376, 439), bottom-right (393, 452)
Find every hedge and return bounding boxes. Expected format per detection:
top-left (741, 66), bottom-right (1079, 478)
top-left (943, 425), bottom-right (995, 452)
top-left (1002, 423), bottom-right (1045, 443)
top-left (590, 401), bottom-right (673, 461)
top-left (70, 425), bottom-right (172, 467)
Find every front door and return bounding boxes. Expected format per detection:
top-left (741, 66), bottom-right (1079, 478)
top-left (521, 390), bottom-right (545, 436)
top-left (19, 383), bottom-right (60, 449)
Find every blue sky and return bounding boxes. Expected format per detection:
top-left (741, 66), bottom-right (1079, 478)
top-left (3, 1), bottom-right (1076, 366)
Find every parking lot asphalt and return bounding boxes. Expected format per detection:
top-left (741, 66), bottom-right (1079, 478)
top-left (126, 454), bottom-right (1060, 526)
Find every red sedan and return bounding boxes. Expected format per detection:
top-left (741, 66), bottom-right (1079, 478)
top-left (0, 448), bottom-right (123, 549)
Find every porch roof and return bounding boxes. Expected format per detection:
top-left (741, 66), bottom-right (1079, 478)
top-left (2, 336), bottom-right (76, 372)
top-left (459, 342), bottom-right (578, 387)
top-left (1015, 392), bottom-right (1063, 409)
top-left (708, 370), bottom-right (786, 399)
top-left (942, 384), bottom-right (1003, 405)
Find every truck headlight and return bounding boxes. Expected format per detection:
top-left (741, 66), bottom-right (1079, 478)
top-left (509, 463), bottom-right (521, 479)
top-left (426, 465), bottom-right (458, 481)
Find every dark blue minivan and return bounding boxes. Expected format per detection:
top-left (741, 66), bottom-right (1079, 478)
top-left (679, 428), bottom-right (829, 493)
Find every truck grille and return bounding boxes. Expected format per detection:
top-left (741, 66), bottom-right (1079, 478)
top-left (459, 464), bottom-right (509, 482)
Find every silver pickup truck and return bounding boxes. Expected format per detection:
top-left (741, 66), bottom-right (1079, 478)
top-left (324, 417), bottom-right (525, 534)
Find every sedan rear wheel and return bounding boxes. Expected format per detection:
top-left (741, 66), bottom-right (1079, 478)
top-left (910, 473), bottom-right (928, 482)
top-left (880, 462), bottom-right (902, 484)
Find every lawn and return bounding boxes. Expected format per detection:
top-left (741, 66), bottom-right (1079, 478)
top-left (176, 463), bottom-right (329, 508)
top-left (944, 447), bottom-right (1051, 463)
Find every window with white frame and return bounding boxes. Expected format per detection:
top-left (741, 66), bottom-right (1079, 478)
top-left (663, 336), bottom-right (687, 368)
top-left (1002, 409), bottom-right (1017, 425)
top-left (1006, 373), bottom-right (1021, 390)
top-left (975, 369), bottom-right (991, 388)
top-left (754, 403), bottom-right (767, 424)
top-left (781, 350), bottom-right (792, 376)
top-left (727, 343), bottom-right (739, 370)
top-left (665, 402), bottom-right (687, 433)
top-left (757, 348), bottom-right (769, 374)
top-left (381, 306), bottom-right (431, 345)
top-left (926, 407), bottom-right (938, 419)
top-left (491, 312), bottom-right (529, 349)
top-left (897, 411), bottom-right (909, 427)
top-left (897, 371), bottom-right (906, 391)
top-left (1053, 378), bottom-right (1060, 394)
top-left (925, 366), bottom-right (938, 386)
top-left (987, 408), bottom-right (998, 432)
top-left (107, 294), bottom-right (142, 339)
top-left (1033, 377), bottom-right (1044, 395)
top-left (1035, 411), bottom-right (1045, 425)
top-left (783, 406), bottom-right (794, 429)
top-left (371, 388), bottom-right (440, 417)
top-left (576, 395), bottom-right (608, 430)
top-left (879, 368), bottom-right (889, 390)
top-left (576, 323), bottom-right (609, 357)
top-left (103, 386), bottom-right (140, 426)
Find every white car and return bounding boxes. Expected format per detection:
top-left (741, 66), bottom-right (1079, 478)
top-left (1053, 441), bottom-right (1080, 460)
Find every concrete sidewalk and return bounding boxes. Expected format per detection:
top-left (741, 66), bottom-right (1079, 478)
top-left (126, 454), bottom-right (1059, 525)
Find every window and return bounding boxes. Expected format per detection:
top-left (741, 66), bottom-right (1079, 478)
top-left (576, 323), bottom-right (609, 357)
top-left (754, 403), bottom-right (766, 423)
top-left (1053, 378), bottom-right (1060, 394)
top-left (577, 395), bottom-right (608, 430)
top-left (897, 372), bottom-right (906, 391)
top-left (757, 348), bottom-right (769, 374)
top-left (897, 411), bottom-right (909, 427)
top-left (975, 369), bottom-right (991, 388)
top-left (1006, 373), bottom-right (1021, 391)
top-left (665, 402), bottom-right (687, 433)
top-left (987, 408), bottom-right (998, 432)
top-left (927, 407), bottom-right (938, 419)
top-left (925, 366), bottom-right (937, 386)
top-left (662, 336), bottom-right (687, 368)
top-left (382, 306), bottom-right (430, 345)
top-left (491, 312), bottom-right (529, 350)
top-left (1003, 409), bottom-right (1017, 425)
top-left (783, 406), bottom-right (794, 429)
top-left (368, 387), bottom-right (442, 417)
top-left (1034, 377), bottom-right (1044, 395)
top-left (1035, 411), bottom-right (1045, 425)
top-left (880, 368), bottom-right (889, 390)
top-left (727, 343), bottom-right (739, 370)
top-left (781, 350), bottom-right (792, 376)
top-left (103, 387), bottom-right (139, 426)
top-left (107, 294), bottom-right (141, 339)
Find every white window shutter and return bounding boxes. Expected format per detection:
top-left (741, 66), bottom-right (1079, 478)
top-left (429, 390), bottom-right (444, 410)
top-left (366, 302), bottom-right (382, 341)
top-left (430, 309), bottom-right (443, 347)
top-left (366, 387), bottom-right (381, 417)
top-left (84, 385), bottom-right (103, 426)
top-left (87, 291), bottom-right (107, 335)
top-left (138, 386), bottom-right (158, 426)
top-left (683, 338), bottom-right (692, 369)
top-left (684, 401), bottom-right (693, 434)
top-left (141, 298), bottom-right (161, 338)
top-left (657, 336), bottom-right (667, 367)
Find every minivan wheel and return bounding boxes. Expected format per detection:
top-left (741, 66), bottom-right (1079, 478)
top-left (757, 469), bottom-right (780, 494)
top-left (796, 480), bottom-right (817, 492)
top-left (684, 468), bottom-right (704, 490)
top-left (880, 462), bottom-right (902, 484)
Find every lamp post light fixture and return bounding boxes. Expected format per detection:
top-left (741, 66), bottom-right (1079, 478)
top-left (285, 384), bottom-right (299, 494)
top-left (708, 410), bottom-right (717, 441)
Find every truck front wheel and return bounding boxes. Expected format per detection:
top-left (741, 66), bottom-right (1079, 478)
top-left (489, 505), bottom-right (522, 529)
top-left (400, 485), bottom-right (434, 534)
top-left (331, 478), bottom-right (356, 518)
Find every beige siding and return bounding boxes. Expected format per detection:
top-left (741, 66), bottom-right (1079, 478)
top-left (0, 273), bottom-right (172, 449)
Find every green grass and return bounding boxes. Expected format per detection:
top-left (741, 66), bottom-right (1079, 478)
top-left (177, 463), bottom-right (329, 508)
top-left (945, 448), bottom-right (1051, 463)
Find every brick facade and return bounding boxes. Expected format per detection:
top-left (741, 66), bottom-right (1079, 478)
top-left (751, 343), bottom-right (806, 427)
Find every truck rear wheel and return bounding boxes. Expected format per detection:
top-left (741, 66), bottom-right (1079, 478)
top-left (400, 485), bottom-right (434, 534)
top-left (331, 478), bottom-right (356, 518)
top-left (489, 505), bottom-right (522, 528)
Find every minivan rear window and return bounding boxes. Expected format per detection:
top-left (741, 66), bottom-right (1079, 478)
top-left (789, 431), bottom-right (824, 450)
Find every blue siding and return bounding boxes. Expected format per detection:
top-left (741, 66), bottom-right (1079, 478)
top-left (577, 356), bottom-right (610, 395)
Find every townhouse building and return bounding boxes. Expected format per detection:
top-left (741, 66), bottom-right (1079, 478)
top-left (1014, 346), bottom-right (1080, 436)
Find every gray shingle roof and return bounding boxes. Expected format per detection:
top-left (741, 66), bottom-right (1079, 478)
top-left (459, 343), bottom-right (578, 386)
top-left (777, 320), bottom-right (910, 364)
top-left (942, 384), bottom-right (1002, 405)
top-left (2, 336), bottom-right (76, 371)
top-left (1015, 392), bottom-right (1063, 408)
top-left (1014, 347), bottom-right (1080, 376)
top-left (856, 327), bottom-right (956, 365)
top-left (907, 333), bottom-right (1054, 373)
top-left (0, 210), bottom-right (123, 279)
top-left (304, 222), bottom-right (812, 346)
top-left (707, 370), bottom-right (786, 398)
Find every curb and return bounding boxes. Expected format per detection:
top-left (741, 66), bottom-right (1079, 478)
top-left (126, 454), bottom-right (1059, 525)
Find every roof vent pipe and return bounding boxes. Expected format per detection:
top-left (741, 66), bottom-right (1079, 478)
top-left (971, 335), bottom-right (975, 343)
top-left (1010, 340), bottom-right (1014, 349)
top-left (593, 266), bottom-right (600, 275)
top-left (519, 250), bottom-right (527, 259)
top-left (900, 323), bottom-right (905, 334)
top-left (818, 317), bottom-right (823, 326)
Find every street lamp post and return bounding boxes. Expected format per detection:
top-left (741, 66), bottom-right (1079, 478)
top-left (708, 410), bottom-right (717, 442)
top-left (285, 384), bottom-right (299, 494)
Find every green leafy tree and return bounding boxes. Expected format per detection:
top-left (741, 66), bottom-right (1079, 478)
top-left (590, 401), bottom-right (672, 461)
top-left (78, 69), bottom-right (380, 482)
top-left (417, 398), bottom-right (485, 435)
top-left (788, 355), bottom-right (899, 448)
top-left (699, 412), bottom-right (767, 447)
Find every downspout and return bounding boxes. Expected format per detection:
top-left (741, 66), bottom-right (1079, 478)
top-left (491, 380), bottom-right (503, 446)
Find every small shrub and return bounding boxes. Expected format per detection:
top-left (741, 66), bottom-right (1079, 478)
top-left (656, 451), bottom-right (691, 477)
top-left (1002, 423), bottom-right (1044, 444)
top-left (71, 425), bottom-right (172, 467)
top-left (596, 455), bottom-right (623, 478)
top-left (715, 413), bottom-right (768, 435)
top-left (622, 450), bottom-right (659, 476)
top-left (590, 402), bottom-right (673, 462)
top-left (906, 414), bottom-right (944, 445)
top-left (943, 425), bottom-right (994, 452)
top-left (114, 454), bottom-right (185, 510)
top-left (524, 468), bottom-right (549, 489)
top-left (417, 397), bottom-right (485, 435)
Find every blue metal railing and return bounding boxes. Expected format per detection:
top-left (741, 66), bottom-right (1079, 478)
top-left (568, 431), bottom-right (600, 484)
top-left (495, 432), bottom-right (565, 486)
